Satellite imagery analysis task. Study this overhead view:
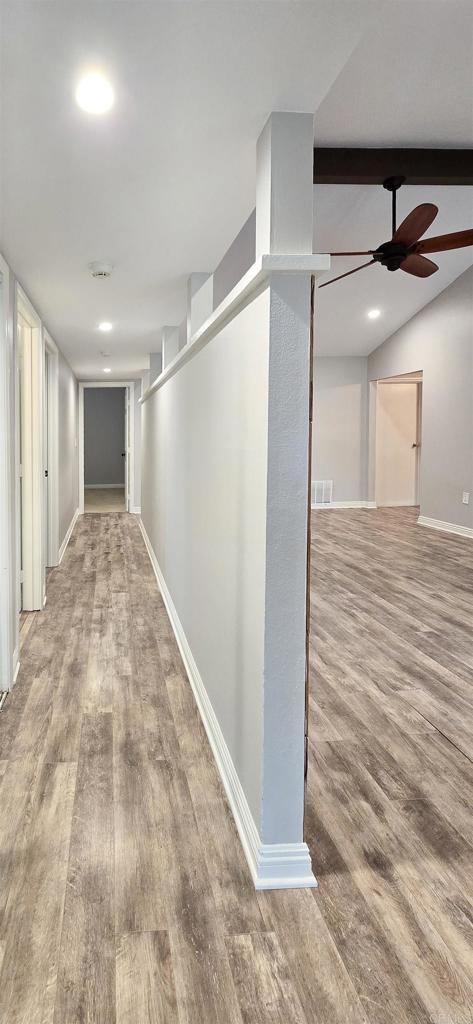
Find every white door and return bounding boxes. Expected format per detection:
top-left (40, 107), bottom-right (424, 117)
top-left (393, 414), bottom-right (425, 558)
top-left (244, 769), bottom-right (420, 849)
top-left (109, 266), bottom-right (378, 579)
top-left (376, 382), bottom-right (419, 507)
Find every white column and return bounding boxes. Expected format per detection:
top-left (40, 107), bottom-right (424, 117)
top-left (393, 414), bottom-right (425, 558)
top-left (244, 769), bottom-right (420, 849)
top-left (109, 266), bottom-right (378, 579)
top-left (256, 111), bottom-right (314, 258)
top-left (161, 327), bottom-right (180, 369)
top-left (261, 272), bottom-right (312, 852)
top-left (187, 273), bottom-right (213, 342)
top-left (257, 114), bottom-right (315, 881)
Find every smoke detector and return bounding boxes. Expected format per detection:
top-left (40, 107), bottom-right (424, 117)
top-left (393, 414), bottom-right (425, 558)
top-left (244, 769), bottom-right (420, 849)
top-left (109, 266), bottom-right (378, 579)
top-left (88, 260), bottom-right (113, 279)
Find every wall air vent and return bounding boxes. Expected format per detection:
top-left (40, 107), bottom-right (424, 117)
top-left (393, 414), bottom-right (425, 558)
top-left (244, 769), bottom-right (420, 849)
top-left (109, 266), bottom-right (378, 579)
top-left (312, 480), bottom-right (333, 505)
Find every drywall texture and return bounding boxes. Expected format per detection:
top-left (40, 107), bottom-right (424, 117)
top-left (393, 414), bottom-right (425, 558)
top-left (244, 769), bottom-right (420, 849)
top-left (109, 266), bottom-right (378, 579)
top-left (84, 387), bottom-right (125, 487)
top-left (58, 352), bottom-right (78, 545)
top-left (312, 356), bottom-right (368, 502)
top-left (141, 291), bottom-right (269, 831)
top-left (369, 267), bottom-right (473, 529)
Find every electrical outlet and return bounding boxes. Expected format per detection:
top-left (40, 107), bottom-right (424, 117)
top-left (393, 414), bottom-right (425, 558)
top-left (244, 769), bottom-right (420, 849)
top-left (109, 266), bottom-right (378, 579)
top-left (462, 491), bottom-right (470, 505)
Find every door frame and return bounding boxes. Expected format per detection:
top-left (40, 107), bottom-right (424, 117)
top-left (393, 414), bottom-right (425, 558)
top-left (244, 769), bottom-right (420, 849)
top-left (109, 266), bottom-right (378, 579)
top-left (0, 255), bottom-right (19, 691)
top-left (368, 372), bottom-right (423, 509)
top-left (16, 285), bottom-right (45, 611)
top-left (43, 330), bottom-right (60, 568)
top-left (78, 381), bottom-right (135, 514)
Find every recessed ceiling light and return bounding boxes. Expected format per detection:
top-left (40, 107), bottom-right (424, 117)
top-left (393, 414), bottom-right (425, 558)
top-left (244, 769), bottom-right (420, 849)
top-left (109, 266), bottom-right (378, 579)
top-left (367, 308), bottom-right (381, 320)
top-left (103, 367), bottom-right (111, 373)
top-left (76, 72), bottom-right (114, 114)
top-left (98, 321), bottom-right (113, 332)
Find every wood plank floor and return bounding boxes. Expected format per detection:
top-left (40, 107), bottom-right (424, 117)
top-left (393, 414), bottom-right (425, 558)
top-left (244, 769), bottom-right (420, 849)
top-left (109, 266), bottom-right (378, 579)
top-left (84, 487), bottom-right (126, 512)
top-left (0, 507), bottom-right (472, 1022)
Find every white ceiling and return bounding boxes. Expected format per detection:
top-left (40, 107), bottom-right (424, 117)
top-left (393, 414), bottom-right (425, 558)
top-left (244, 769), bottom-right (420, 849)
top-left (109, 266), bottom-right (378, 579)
top-left (314, 185), bottom-right (473, 356)
top-left (0, 1), bottom-right (472, 378)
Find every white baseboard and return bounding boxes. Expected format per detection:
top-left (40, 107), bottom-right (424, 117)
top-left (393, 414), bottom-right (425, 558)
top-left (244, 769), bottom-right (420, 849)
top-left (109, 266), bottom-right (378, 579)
top-left (417, 515), bottom-right (473, 539)
top-left (58, 508), bottom-right (79, 564)
top-left (84, 483), bottom-right (125, 490)
top-left (10, 647), bottom-right (20, 691)
top-left (312, 500), bottom-right (377, 510)
top-left (3, 649), bottom-right (21, 695)
top-left (130, 506), bottom-right (141, 515)
top-left (138, 516), bottom-right (316, 892)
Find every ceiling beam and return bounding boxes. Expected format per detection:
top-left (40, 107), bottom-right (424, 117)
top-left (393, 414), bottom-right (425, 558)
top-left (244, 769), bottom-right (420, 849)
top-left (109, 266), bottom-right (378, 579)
top-left (313, 148), bottom-right (473, 186)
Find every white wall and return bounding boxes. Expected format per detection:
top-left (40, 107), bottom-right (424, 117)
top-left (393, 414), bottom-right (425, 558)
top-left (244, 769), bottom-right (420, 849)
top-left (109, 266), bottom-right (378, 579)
top-left (142, 292), bottom-right (269, 830)
top-left (58, 351), bottom-right (78, 545)
top-left (312, 356), bottom-right (368, 502)
top-left (140, 272), bottom-right (314, 888)
top-left (368, 267), bottom-right (473, 529)
top-left (84, 386), bottom-right (125, 487)
top-left (213, 210), bottom-right (256, 309)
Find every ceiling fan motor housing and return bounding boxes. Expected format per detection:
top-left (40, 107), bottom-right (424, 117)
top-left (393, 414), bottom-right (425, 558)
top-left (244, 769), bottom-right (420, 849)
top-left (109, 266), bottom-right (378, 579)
top-left (374, 241), bottom-right (408, 271)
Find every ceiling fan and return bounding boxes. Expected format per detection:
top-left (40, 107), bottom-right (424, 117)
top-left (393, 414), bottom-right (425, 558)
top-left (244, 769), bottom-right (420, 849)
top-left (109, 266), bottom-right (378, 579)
top-left (319, 175), bottom-right (473, 289)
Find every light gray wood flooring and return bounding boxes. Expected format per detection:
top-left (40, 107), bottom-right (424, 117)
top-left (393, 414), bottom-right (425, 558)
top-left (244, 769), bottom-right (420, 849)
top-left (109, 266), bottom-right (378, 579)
top-left (0, 507), bottom-right (472, 1022)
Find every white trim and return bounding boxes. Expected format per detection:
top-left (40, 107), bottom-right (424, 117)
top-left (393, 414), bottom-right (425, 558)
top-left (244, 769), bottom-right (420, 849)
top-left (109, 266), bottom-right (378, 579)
top-left (16, 286), bottom-right (44, 611)
top-left (13, 652), bottom-right (20, 684)
top-left (312, 500), bottom-right (377, 510)
top-left (43, 331), bottom-right (60, 567)
top-left (140, 252), bottom-right (330, 404)
top-left (0, 255), bottom-right (17, 690)
top-left (84, 483), bottom-right (125, 489)
top-left (130, 506), bottom-right (141, 515)
top-left (417, 515), bottom-right (473, 539)
top-left (138, 516), bottom-right (316, 891)
top-left (78, 381), bottom-right (135, 515)
top-left (58, 508), bottom-right (79, 564)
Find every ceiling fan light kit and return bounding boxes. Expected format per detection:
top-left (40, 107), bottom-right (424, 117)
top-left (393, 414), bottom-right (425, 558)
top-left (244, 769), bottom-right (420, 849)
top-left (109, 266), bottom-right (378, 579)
top-left (320, 177), bottom-right (473, 289)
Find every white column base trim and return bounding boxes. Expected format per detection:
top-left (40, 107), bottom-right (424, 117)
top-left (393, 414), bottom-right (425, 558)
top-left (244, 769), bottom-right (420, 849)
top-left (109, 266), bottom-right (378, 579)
top-left (312, 500), bottom-right (377, 510)
top-left (417, 515), bottom-right (473, 539)
top-left (58, 508), bottom-right (80, 564)
top-left (138, 516), bottom-right (316, 892)
top-left (130, 506), bottom-right (142, 515)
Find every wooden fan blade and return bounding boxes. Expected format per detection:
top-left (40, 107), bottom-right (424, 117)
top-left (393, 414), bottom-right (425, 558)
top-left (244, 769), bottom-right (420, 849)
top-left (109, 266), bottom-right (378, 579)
top-left (392, 204), bottom-right (438, 246)
top-left (319, 260), bottom-right (376, 289)
top-left (413, 229), bottom-right (473, 254)
top-left (329, 250), bottom-right (373, 256)
top-left (400, 253), bottom-right (438, 278)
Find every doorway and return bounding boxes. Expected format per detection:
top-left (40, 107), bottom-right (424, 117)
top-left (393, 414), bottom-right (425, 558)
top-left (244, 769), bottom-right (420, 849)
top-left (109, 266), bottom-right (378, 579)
top-left (373, 372), bottom-right (423, 507)
top-left (78, 382), bottom-right (135, 514)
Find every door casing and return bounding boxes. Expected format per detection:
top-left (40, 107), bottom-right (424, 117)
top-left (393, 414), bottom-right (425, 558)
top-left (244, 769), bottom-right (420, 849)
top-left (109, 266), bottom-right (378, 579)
top-left (78, 381), bottom-right (135, 514)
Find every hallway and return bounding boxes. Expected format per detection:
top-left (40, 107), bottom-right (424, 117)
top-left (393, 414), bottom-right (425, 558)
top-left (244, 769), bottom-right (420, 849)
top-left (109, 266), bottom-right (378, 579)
top-left (1, 511), bottom-right (473, 1023)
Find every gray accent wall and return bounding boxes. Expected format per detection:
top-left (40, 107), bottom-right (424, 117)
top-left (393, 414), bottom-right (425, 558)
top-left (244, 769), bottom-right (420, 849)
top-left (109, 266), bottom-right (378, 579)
top-left (368, 267), bottom-right (473, 529)
top-left (312, 356), bottom-right (369, 502)
top-left (84, 387), bottom-right (125, 487)
top-left (58, 351), bottom-right (78, 545)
